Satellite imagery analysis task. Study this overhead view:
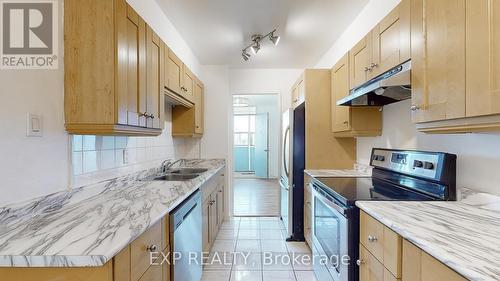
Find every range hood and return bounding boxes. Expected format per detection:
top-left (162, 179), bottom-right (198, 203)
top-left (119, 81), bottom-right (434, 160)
top-left (337, 60), bottom-right (411, 106)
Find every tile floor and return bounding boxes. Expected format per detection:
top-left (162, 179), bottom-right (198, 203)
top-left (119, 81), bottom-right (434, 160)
top-left (201, 217), bottom-right (317, 281)
top-left (233, 179), bottom-right (280, 216)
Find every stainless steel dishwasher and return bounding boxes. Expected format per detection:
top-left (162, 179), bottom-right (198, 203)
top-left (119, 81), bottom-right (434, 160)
top-left (170, 190), bottom-right (202, 281)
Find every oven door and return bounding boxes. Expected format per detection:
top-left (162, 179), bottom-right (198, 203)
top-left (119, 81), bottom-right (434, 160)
top-left (312, 184), bottom-right (349, 281)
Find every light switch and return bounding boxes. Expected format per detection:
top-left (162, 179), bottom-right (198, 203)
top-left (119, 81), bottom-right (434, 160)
top-left (27, 113), bottom-right (43, 137)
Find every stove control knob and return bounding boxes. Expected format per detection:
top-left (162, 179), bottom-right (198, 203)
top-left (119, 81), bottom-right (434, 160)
top-left (413, 160), bottom-right (424, 168)
top-left (424, 162), bottom-right (434, 170)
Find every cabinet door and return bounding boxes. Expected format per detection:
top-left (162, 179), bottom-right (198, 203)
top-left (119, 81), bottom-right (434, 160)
top-left (350, 34), bottom-right (372, 89)
top-left (371, 0), bottom-right (411, 77)
top-left (216, 183), bottom-right (224, 227)
top-left (167, 50), bottom-right (183, 95)
top-left (209, 193), bottom-right (218, 244)
top-left (359, 245), bottom-right (384, 281)
top-left (298, 80), bottom-right (305, 104)
top-left (138, 265), bottom-right (162, 281)
top-left (331, 54), bottom-right (351, 132)
top-left (146, 26), bottom-right (162, 129)
top-left (410, 0), bottom-right (466, 123)
top-left (117, 3), bottom-right (147, 127)
top-left (466, 0), bottom-right (500, 117)
top-left (183, 66), bottom-right (195, 102)
top-left (194, 80), bottom-right (204, 134)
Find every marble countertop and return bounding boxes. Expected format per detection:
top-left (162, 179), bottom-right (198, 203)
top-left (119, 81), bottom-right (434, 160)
top-left (356, 189), bottom-right (500, 281)
top-left (305, 164), bottom-right (372, 178)
top-left (0, 159), bottom-right (225, 267)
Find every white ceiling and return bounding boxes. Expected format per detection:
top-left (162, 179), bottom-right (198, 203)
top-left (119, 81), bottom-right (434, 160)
top-left (156, 0), bottom-right (369, 68)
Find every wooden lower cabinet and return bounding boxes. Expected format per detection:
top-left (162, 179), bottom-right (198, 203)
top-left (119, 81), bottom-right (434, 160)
top-left (202, 171), bottom-right (225, 252)
top-left (360, 211), bottom-right (466, 281)
top-left (402, 240), bottom-right (466, 281)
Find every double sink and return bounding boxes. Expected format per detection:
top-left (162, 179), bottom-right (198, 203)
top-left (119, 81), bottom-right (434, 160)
top-left (153, 168), bottom-right (208, 181)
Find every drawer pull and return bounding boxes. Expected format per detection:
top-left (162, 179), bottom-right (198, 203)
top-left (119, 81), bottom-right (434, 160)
top-left (146, 244), bottom-right (158, 252)
top-left (356, 259), bottom-right (365, 266)
top-left (367, 235), bottom-right (378, 243)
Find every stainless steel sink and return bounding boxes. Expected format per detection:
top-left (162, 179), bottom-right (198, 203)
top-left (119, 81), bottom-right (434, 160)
top-left (168, 168), bottom-right (208, 175)
top-left (154, 174), bottom-right (200, 181)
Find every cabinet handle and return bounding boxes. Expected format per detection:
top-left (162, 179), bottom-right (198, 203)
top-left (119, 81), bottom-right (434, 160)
top-left (146, 244), bottom-right (158, 252)
top-left (149, 114), bottom-right (155, 119)
top-left (370, 63), bottom-right (378, 69)
top-left (410, 105), bottom-right (420, 112)
top-left (368, 235), bottom-right (378, 243)
top-left (139, 112), bottom-right (148, 118)
top-left (364, 66), bottom-right (371, 72)
top-left (356, 259), bottom-right (365, 266)
top-left (343, 121), bottom-right (349, 125)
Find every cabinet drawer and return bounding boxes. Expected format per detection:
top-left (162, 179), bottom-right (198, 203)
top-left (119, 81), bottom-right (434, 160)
top-left (138, 263), bottom-right (162, 281)
top-left (360, 211), bottom-right (402, 278)
top-left (360, 211), bottom-right (384, 260)
top-left (359, 244), bottom-right (400, 281)
top-left (131, 222), bottom-right (163, 281)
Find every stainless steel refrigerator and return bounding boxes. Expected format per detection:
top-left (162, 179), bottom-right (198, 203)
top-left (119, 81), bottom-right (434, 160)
top-left (280, 104), bottom-right (305, 241)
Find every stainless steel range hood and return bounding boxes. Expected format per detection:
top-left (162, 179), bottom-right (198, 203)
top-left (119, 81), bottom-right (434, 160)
top-left (337, 60), bottom-right (411, 106)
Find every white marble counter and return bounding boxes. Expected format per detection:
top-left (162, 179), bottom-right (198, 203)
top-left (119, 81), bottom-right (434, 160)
top-left (305, 164), bottom-right (372, 178)
top-left (0, 159), bottom-right (225, 267)
top-left (356, 189), bottom-right (500, 281)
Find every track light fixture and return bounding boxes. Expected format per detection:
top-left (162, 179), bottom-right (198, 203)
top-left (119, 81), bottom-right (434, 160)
top-left (241, 29), bottom-right (280, 61)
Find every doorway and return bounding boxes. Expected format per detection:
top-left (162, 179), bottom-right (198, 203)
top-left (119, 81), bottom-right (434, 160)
top-left (232, 94), bottom-right (280, 216)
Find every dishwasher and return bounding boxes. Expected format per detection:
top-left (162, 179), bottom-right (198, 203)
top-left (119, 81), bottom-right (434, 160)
top-left (170, 190), bottom-right (202, 281)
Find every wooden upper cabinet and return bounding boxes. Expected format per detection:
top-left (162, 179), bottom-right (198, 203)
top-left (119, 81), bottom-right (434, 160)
top-left (332, 54), bottom-right (352, 132)
top-left (291, 75), bottom-right (305, 108)
top-left (332, 54), bottom-right (382, 137)
top-left (371, 0), bottom-right (411, 78)
top-left (349, 35), bottom-right (372, 89)
top-left (183, 65), bottom-right (195, 101)
top-left (172, 76), bottom-right (204, 137)
top-left (466, 0), bottom-right (500, 117)
top-left (410, 0), bottom-right (466, 123)
top-left (146, 26), bottom-right (164, 129)
top-left (64, 0), bottom-right (161, 136)
top-left (167, 50), bottom-right (183, 96)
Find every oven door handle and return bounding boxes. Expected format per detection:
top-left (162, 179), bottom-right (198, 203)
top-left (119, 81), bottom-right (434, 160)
top-left (312, 185), bottom-right (348, 217)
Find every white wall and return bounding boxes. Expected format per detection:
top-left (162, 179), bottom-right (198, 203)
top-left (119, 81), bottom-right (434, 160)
top-left (315, 0), bottom-right (500, 196)
top-left (0, 0), bottom-right (203, 205)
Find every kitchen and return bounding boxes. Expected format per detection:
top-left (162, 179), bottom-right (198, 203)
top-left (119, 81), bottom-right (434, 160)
top-left (0, 0), bottom-right (500, 281)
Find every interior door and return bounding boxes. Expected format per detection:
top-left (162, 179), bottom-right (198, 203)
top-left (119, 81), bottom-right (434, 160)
top-left (254, 113), bottom-right (269, 178)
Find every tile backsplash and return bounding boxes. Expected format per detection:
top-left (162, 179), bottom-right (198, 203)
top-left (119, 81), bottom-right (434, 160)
top-left (71, 108), bottom-right (201, 187)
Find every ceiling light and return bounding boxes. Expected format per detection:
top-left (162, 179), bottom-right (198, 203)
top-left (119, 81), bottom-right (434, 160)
top-left (270, 33), bottom-right (280, 46)
top-left (241, 29), bottom-right (280, 61)
top-left (251, 43), bottom-right (260, 55)
top-left (242, 50), bottom-right (251, 61)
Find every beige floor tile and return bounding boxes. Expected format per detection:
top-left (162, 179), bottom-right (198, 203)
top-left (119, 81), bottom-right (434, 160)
top-left (212, 239), bottom-right (237, 252)
top-left (261, 240), bottom-right (287, 253)
top-left (259, 217), bottom-right (280, 221)
top-left (203, 252), bottom-right (234, 271)
top-left (234, 178), bottom-right (280, 216)
top-left (202, 270), bottom-right (231, 281)
top-left (262, 252), bottom-right (293, 271)
top-left (290, 253), bottom-right (314, 271)
top-left (233, 253), bottom-right (262, 271)
top-left (230, 271), bottom-right (263, 281)
top-left (260, 229), bottom-right (285, 240)
top-left (238, 229), bottom-right (261, 239)
top-left (236, 239), bottom-right (261, 253)
top-left (217, 229), bottom-right (239, 240)
top-left (263, 270), bottom-right (296, 281)
top-left (294, 271), bottom-right (318, 281)
top-left (260, 220), bottom-right (282, 230)
top-left (285, 242), bottom-right (311, 254)
top-left (239, 220), bottom-right (260, 229)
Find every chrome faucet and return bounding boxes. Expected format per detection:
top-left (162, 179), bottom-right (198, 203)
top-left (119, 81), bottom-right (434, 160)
top-left (161, 159), bottom-right (183, 173)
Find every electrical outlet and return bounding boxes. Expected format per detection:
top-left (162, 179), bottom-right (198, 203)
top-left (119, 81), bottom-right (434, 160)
top-left (27, 113), bottom-right (42, 137)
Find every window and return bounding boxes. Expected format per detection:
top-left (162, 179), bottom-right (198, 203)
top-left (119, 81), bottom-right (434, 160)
top-left (234, 114), bottom-right (255, 146)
